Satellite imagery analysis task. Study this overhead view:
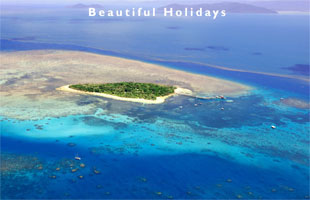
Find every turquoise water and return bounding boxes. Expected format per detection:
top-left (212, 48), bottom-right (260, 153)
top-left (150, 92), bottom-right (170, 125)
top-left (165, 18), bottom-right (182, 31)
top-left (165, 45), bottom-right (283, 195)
top-left (1, 94), bottom-right (309, 199)
top-left (1, 7), bottom-right (310, 199)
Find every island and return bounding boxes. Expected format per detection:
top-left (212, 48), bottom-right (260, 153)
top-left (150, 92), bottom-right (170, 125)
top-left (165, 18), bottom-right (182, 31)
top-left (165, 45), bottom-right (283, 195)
top-left (58, 83), bottom-right (192, 104)
top-left (158, 2), bottom-right (278, 14)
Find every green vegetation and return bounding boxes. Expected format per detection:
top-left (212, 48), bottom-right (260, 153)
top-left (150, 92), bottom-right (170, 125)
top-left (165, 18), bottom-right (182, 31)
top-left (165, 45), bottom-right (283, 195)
top-left (69, 82), bottom-right (176, 100)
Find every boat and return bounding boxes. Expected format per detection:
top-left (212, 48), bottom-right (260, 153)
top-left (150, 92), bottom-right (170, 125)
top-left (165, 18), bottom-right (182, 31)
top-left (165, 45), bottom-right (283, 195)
top-left (74, 154), bottom-right (81, 160)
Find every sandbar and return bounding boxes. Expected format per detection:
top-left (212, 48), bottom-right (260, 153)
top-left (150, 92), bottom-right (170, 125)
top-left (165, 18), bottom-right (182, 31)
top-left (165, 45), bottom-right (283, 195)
top-left (0, 50), bottom-right (251, 120)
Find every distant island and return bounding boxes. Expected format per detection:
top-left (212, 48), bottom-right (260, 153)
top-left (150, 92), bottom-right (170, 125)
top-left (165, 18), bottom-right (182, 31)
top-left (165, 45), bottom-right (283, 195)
top-left (252, 0), bottom-right (309, 12)
top-left (66, 4), bottom-right (104, 9)
top-left (57, 82), bottom-right (192, 104)
top-left (158, 2), bottom-right (277, 14)
top-left (66, 1), bottom-right (309, 13)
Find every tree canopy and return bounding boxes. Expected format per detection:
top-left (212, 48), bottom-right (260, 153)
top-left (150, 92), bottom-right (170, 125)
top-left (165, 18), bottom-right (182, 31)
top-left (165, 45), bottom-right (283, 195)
top-left (69, 82), bottom-right (176, 100)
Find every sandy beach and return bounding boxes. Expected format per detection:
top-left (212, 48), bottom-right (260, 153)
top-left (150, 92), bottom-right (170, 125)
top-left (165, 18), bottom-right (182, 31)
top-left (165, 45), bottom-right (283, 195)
top-left (0, 50), bottom-right (251, 120)
top-left (57, 85), bottom-right (192, 104)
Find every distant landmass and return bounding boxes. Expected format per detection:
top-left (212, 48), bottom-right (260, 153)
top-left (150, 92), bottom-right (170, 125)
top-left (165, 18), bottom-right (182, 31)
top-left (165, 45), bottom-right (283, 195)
top-left (67, 1), bottom-right (308, 13)
top-left (158, 2), bottom-right (277, 14)
top-left (67, 4), bottom-right (104, 9)
top-left (252, 0), bottom-right (310, 12)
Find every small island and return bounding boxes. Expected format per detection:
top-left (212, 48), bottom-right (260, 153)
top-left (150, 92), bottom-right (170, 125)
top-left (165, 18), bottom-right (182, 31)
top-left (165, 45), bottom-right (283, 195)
top-left (70, 82), bottom-right (176, 100)
top-left (57, 82), bottom-right (191, 104)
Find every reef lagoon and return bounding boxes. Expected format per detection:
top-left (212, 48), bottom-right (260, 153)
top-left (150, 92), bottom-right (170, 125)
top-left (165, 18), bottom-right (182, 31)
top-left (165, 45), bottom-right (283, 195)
top-left (1, 7), bottom-right (310, 200)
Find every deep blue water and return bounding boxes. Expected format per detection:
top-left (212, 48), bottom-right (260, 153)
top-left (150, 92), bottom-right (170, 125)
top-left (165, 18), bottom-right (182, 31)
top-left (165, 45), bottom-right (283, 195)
top-left (1, 7), bottom-right (310, 199)
top-left (1, 136), bottom-right (307, 199)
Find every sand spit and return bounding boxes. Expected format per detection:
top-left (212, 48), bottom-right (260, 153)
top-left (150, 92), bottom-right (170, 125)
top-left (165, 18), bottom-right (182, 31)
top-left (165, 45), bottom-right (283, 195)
top-left (0, 50), bottom-right (251, 120)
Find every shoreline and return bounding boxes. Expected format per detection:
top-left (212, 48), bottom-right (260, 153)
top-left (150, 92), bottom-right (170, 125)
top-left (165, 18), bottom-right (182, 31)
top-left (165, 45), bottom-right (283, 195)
top-left (57, 85), bottom-right (193, 104)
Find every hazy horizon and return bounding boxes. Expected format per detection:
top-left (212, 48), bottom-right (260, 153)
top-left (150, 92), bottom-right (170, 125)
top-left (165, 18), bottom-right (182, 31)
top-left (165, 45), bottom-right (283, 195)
top-left (1, 0), bottom-right (305, 6)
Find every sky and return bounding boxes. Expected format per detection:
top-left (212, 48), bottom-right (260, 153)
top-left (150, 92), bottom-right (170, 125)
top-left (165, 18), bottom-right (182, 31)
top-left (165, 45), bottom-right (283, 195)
top-left (1, 0), bottom-right (299, 5)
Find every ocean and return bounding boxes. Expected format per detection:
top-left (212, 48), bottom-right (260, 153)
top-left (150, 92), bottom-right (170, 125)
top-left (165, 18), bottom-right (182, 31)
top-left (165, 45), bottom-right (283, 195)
top-left (0, 7), bottom-right (309, 199)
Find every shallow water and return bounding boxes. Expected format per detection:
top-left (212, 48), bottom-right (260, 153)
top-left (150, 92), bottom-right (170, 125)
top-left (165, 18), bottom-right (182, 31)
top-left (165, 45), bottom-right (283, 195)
top-left (1, 92), bottom-right (309, 199)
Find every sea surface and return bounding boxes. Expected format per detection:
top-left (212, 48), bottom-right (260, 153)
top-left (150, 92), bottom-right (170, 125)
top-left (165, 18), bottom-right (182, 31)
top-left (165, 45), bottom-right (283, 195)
top-left (1, 7), bottom-right (310, 199)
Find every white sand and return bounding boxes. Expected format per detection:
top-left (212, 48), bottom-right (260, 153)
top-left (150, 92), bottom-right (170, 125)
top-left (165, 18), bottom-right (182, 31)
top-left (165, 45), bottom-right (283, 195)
top-left (57, 85), bottom-right (191, 104)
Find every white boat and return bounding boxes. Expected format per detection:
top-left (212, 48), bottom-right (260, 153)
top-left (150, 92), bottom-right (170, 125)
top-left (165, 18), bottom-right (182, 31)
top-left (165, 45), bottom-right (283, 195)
top-left (74, 154), bottom-right (81, 160)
